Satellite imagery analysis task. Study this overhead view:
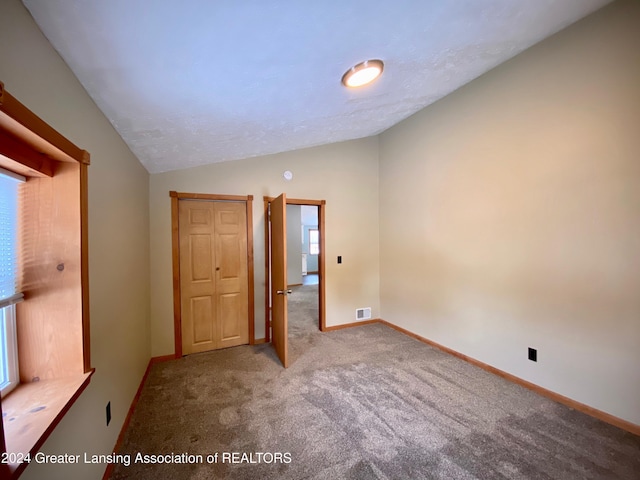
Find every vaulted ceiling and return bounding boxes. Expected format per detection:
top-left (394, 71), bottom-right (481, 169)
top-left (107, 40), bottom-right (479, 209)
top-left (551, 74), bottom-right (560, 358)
top-left (23, 0), bottom-right (611, 173)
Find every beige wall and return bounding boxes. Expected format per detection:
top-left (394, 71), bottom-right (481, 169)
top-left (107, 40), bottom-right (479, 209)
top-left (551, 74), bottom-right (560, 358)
top-left (3, 5), bottom-right (637, 479)
top-left (379, 0), bottom-right (640, 424)
top-left (150, 138), bottom-right (380, 355)
top-left (0, 1), bottom-right (151, 479)
top-left (286, 204), bottom-right (303, 285)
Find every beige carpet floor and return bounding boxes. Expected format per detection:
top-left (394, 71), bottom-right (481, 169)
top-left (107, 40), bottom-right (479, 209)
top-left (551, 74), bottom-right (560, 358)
top-left (110, 284), bottom-right (640, 479)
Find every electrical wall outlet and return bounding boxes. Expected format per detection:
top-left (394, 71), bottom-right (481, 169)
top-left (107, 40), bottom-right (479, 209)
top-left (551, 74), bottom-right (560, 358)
top-left (528, 348), bottom-right (537, 362)
top-left (106, 401), bottom-right (111, 426)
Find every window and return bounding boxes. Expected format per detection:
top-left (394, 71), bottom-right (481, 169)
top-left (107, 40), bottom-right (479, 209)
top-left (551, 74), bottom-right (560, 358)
top-left (0, 305), bottom-right (18, 397)
top-left (309, 228), bottom-right (319, 255)
top-left (0, 169), bottom-right (23, 398)
top-left (1, 82), bottom-right (92, 478)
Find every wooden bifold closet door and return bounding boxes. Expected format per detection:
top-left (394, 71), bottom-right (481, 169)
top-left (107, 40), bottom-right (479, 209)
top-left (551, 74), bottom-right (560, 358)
top-left (179, 199), bottom-right (249, 354)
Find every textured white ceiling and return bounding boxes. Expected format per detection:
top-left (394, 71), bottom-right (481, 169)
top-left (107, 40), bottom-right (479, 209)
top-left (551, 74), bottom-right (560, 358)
top-left (23, 0), bottom-right (611, 173)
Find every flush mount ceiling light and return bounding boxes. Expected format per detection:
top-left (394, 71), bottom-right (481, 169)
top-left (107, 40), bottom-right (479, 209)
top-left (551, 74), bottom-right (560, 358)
top-left (341, 59), bottom-right (384, 88)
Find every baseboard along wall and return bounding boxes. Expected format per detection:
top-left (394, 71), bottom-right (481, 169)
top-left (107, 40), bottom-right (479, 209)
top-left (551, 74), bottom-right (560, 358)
top-left (323, 319), bottom-right (379, 331)
top-left (105, 318), bottom-right (638, 478)
top-left (375, 319), bottom-right (640, 437)
top-left (101, 354), bottom-right (176, 480)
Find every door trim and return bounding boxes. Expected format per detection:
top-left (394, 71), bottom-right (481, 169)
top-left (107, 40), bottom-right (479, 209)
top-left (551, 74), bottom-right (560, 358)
top-left (263, 197), bottom-right (326, 342)
top-left (170, 191), bottom-right (255, 357)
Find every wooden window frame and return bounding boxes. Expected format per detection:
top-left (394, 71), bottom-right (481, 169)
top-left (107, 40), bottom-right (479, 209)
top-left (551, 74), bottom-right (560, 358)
top-left (0, 82), bottom-right (93, 479)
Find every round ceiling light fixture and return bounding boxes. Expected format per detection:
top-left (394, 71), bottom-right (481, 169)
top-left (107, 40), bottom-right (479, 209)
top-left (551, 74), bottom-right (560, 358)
top-left (341, 59), bottom-right (384, 88)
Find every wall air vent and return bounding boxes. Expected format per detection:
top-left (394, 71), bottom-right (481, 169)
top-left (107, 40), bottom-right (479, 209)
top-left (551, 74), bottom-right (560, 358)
top-left (356, 308), bottom-right (372, 321)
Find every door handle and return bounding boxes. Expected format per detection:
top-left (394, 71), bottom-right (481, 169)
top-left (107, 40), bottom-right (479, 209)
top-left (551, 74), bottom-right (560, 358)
top-left (276, 289), bottom-right (292, 295)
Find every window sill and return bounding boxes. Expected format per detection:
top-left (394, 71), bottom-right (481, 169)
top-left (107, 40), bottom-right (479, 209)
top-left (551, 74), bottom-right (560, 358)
top-left (2, 370), bottom-right (94, 478)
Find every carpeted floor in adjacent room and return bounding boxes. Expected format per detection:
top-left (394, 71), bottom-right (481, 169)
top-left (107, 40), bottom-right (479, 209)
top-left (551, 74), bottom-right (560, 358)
top-left (110, 284), bottom-right (640, 479)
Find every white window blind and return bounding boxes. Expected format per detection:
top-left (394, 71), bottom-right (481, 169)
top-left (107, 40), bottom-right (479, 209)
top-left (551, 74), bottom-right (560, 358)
top-left (0, 168), bottom-right (24, 308)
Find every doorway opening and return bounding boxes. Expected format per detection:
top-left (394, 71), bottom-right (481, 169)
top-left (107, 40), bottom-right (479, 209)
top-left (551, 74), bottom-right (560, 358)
top-left (286, 204), bottom-right (320, 342)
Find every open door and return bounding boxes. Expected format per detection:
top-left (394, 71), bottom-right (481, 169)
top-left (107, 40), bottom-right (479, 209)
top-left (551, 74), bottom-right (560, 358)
top-left (270, 193), bottom-right (289, 367)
